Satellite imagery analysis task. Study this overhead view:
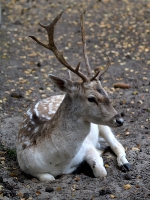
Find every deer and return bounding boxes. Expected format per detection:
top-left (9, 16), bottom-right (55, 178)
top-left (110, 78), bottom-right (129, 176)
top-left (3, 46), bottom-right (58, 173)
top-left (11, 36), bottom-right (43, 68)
top-left (17, 11), bottom-right (131, 182)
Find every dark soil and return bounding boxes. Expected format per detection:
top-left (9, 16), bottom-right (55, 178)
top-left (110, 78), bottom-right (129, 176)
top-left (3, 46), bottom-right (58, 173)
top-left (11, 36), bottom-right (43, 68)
top-left (0, 0), bottom-right (150, 199)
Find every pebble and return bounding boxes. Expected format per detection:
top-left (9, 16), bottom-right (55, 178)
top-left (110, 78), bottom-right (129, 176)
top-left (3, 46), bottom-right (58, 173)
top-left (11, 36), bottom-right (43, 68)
top-left (37, 62), bottom-right (42, 67)
top-left (45, 186), bottom-right (54, 193)
top-left (124, 173), bottom-right (132, 180)
top-left (99, 189), bottom-right (112, 195)
top-left (10, 92), bottom-right (23, 98)
top-left (23, 192), bottom-right (30, 199)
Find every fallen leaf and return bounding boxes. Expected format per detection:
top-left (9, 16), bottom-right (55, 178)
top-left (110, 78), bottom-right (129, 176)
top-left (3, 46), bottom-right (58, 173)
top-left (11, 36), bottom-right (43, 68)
top-left (74, 176), bottom-right (80, 181)
top-left (132, 147), bottom-right (140, 151)
top-left (137, 100), bottom-right (143, 104)
top-left (18, 193), bottom-right (23, 197)
top-left (110, 194), bottom-right (116, 198)
top-left (1, 161), bottom-right (5, 164)
top-left (35, 190), bottom-right (41, 195)
top-left (0, 157), bottom-right (5, 160)
top-left (27, 53), bottom-right (37, 57)
top-left (56, 187), bottom-right (61, 191)
top-left (105, 164), bottom-right (109, 168)
top-left (143, 77), bottom-right (147, 80)
top-left (9, 172), bottom-right (17, 177)
top-left (133, 91), bottom-right (138, 95)
top-left (124, 184), bottom-right (131, 190)
top-left (113, 82), bottom-right (131, 89)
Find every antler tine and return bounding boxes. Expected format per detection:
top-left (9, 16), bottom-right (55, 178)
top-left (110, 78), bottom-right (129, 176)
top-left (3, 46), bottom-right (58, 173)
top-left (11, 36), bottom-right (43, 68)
top-left (29, 11), bottom-right (88, 82)
top-left (80, 11), bottom-right (92, 77)
top-left (90, 57), bottom-right (111, 81)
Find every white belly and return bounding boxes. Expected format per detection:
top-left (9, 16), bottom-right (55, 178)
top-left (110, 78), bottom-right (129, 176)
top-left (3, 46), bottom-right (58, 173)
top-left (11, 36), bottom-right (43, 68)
top-left (63, 123), bottom-right (99, 174)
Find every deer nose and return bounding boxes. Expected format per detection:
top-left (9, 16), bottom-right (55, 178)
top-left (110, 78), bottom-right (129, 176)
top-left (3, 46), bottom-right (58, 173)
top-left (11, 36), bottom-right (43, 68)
top-left (116, 118), bottom-right (124, 126)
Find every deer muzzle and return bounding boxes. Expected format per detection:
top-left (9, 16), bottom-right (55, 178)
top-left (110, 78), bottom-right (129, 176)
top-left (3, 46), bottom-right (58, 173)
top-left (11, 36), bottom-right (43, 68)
top-left (108, 114), bottom-right (124, 127)
top-left (114, 114), bottom-right (124, 127)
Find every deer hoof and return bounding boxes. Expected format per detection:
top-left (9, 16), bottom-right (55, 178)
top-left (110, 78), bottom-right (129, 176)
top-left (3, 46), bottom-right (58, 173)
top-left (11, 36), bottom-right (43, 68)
top-left (120, 163), bottom-right (131, 172)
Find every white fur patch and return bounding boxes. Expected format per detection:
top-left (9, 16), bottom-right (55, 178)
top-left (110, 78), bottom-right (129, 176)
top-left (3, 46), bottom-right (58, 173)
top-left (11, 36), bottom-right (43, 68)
top-left (27, 109), bottom-right (33, 119)
top-left (34, 102), bottom-right (40, 117)
top-left (33, 127), bottom-right (39, 134)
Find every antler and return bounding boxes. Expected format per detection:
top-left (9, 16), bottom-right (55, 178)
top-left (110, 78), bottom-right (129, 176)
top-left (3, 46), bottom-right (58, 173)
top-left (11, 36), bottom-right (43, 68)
top-left (29, 11), bottom-right (88, 82)
top-left (80, 12), bottom-right (110, 81)
top-left (80, 11), bottom-right (92, 77)
top-left (90, 57), bottom-right (111, 81)
top-left (30, 11), bottom-right (110, 82)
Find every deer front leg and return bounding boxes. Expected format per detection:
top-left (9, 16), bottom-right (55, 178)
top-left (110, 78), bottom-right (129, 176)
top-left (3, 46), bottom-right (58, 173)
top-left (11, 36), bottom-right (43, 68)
top-left (85, 147), bottom-right (107, 177)
top-left (99, 125), bottom-right (131, 172)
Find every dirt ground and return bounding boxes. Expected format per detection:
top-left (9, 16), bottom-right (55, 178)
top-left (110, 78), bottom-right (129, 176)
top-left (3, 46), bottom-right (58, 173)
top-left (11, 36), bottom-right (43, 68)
top-left (0, 0), bottom-right (150, 199)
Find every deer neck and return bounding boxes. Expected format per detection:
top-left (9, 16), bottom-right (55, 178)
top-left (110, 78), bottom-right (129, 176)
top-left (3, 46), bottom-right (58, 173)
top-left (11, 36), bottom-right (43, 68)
top-left (41, 94), bottom-right (90, 153)
top-left (52, 93), bottom-right (90, 136)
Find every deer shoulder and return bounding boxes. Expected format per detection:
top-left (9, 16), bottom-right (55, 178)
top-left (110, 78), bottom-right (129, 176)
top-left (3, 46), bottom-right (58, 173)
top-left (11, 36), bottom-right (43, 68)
top-left (18, 95), bottom-right (64, 147)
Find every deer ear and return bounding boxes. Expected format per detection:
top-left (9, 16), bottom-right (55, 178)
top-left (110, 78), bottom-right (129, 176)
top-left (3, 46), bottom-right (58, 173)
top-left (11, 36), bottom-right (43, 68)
top-left (49, 74), bottom-right (75, 93)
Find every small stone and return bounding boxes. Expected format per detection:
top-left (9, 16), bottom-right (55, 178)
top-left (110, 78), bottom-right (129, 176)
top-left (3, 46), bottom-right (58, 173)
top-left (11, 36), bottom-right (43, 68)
top-left (23, 192), bottom-right (30, 199)
top-left (10, 92), bottom-right (23, 98)
top-left (124, 174), bottom-right (132, 180)
top-left (45, 187), bottom-right (54, 193)
top-left (0, 176), bottom-right (3, 183)
top-left (99, 189), bottom-right (112, 195)
top-left (121, 112), bottom-right (125, 117)
top-left (14, 20), bottom-right (22, 25)
top-left (125, 54), bottom-right (131, 59)
top-left (4, 183), bottom-right (13, 190)
top-left (37, 62), bottom-right (42, 67)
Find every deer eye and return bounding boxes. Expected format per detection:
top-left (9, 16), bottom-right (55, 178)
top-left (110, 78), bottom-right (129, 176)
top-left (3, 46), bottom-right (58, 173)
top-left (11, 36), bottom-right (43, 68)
top-left (87, 97), bottom-right (97, 104)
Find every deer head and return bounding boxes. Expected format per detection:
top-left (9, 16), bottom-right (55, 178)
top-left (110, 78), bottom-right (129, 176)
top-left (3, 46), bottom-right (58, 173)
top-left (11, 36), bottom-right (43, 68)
top-left (29, 11), bottom-right (124, 127)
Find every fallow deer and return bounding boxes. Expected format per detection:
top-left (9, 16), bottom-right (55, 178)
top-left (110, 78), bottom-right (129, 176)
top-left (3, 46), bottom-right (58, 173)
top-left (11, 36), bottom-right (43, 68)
top-left (17, 11), bottom-right (130, 182)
